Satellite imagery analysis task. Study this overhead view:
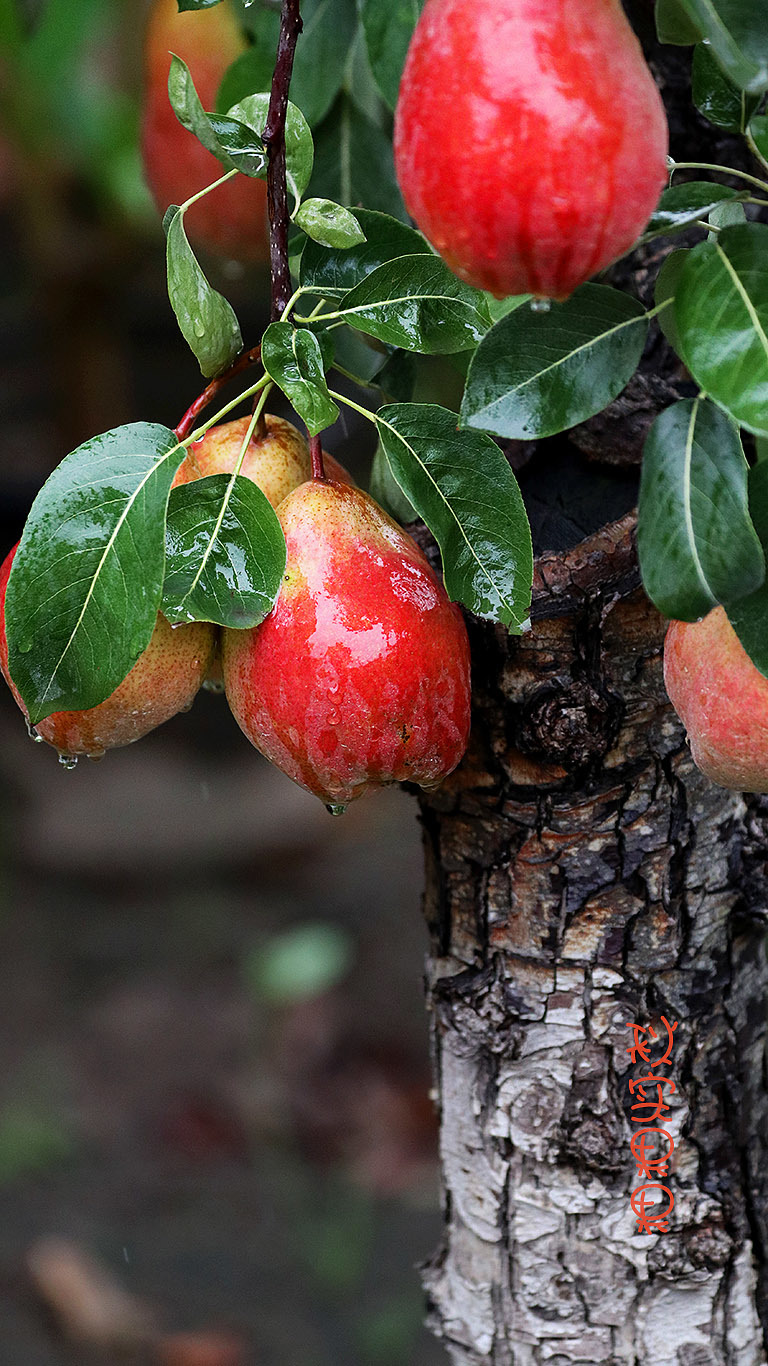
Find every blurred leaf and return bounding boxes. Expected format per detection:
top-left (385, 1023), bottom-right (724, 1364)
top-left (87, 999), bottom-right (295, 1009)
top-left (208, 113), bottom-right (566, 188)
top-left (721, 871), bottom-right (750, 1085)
top-left (310, 95), bottom-right (406, 219)
top-left (676, 0), bottom-right (768, 92)
top-left (375, 348), bottom-right (416, 401)
top-left (6, 424), bottom-right (181, 723)
top-left (227, 91), bottom-right (313, 204)
top-left (334, 255), bottom-right (491, 353)
top-left (643, 181), bottom-right (744, 241)
top-left (749, 113), bottom-right (768, 164)
top-left (637, 398), bottom-right (763, 620)
top-left (369, 442), bottom-right (417, 523)
top-left (301, 208), bottom-right (430, 295)
top-left (376, 403), bottom-right (533, 629)
top-left (461, 286), bottom-right (647, 440)
top-left (693, 39), bottom-right (761, 128)
top-left (0, 1106), bottom-right (73, 1183)
top-left (262, 323), bottom-right (340, 434)
top-left (178, 0), bottom-right (224, 9)
top-left (166, 208), bottom-right (243, 377)
top-left (728, 461), bottom-right (768, 673)
top-left (655, 0), bottom-right (702, 42)
top-left (294, 198), bottom-right (366, 248)
top-left (358, 0), bottom-right (425, 109)
top-left (246, 923), bottom-right (354, 1005)
top-left (674, 222), bottom-right (768, 436)
top-left (163, 474), bottom-right (286, 627)
top-left (654, 248), bottom-right (688, 352)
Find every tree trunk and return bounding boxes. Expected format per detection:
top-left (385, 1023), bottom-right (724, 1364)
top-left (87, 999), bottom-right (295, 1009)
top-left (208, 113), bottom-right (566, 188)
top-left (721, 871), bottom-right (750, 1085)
top-left (418, 515), bottom-right (768, 1365)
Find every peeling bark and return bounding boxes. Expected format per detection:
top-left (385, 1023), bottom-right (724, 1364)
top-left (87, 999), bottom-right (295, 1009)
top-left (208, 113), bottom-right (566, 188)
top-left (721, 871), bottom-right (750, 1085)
top-left (419, 516), bottom-right (768, 1365)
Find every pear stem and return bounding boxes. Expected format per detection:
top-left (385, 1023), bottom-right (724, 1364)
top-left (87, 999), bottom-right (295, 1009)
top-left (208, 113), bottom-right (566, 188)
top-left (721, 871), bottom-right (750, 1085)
top-left (264, 0), bottom-right (303, 322)
top-left (174, 345), bottom-right (262, 440)
top-left (309, 433), bottom-right (326, 481)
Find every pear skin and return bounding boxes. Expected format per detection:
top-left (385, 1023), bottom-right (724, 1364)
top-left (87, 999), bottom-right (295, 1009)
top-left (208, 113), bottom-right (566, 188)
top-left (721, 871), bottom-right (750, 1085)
top-left (173, 414), bottom-right (355, 507)
top-left (221, 481), bottom-right (471, 808)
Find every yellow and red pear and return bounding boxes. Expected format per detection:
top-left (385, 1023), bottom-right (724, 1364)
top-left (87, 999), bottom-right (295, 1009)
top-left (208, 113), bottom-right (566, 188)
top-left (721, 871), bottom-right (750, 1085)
top-left (173, 414), bottom-right (354, 506)
top-left (394, 0), bottom-right (668, 300)
top-left (0, 544), bottom-right (215, 759)
top-left (221, 480), bottom-right (471, 810)
top-left (141, 0), bottom-right (269, 260)
top-left (664, 607), bottom-right (768, 792)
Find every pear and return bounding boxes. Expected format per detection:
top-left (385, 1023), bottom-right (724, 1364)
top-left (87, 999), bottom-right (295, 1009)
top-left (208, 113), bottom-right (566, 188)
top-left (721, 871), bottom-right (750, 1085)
top-left (173, 414), bottom-right (354, 507)
top-left (394, 0), bottom-right (668, 300)
top-left (0, 545), bottom-right (216, 760)
top-left (221, 481), bottom-right (471, 810)
top-left (141, 0), bottom-right (269, 261)
top-left (664, 607), bottom-right (768, 793)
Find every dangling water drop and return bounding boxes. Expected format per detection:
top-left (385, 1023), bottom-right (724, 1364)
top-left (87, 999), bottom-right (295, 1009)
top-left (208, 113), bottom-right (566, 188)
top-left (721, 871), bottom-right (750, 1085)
top-left (531, 297), bottom-right (551, 313)
top-left (58, 754), bottom-right (78, 770)
top-left (86, 749), bottom-right (106, 763)
top-left (25, 720), bottom-right (44, 744)
top-left (325, 803), bottom-right (347, 817)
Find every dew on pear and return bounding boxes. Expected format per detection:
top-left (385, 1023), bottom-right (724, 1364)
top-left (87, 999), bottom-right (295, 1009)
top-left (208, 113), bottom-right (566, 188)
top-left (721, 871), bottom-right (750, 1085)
top-left (530, 298), bottom-right (551, 313)
top-left (25, 721), bottom-right (44, 744)
top-left (325, 802), bottom-right (347, 817)
top-left (58, 753), bottom-right (78, 770)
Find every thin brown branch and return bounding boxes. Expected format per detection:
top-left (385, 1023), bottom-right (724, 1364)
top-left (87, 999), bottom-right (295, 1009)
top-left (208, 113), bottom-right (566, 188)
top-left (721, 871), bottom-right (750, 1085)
top-left (309, 432), bottom-right (326, 480)
top-left (263, 0), bottom-right (303, 322)
top-left (174, 345), bottom-right (262, 441)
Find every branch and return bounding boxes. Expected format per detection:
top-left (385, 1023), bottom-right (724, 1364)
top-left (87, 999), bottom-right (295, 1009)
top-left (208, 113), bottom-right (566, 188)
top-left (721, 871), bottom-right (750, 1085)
top-left (263, 0), bottom-right (303, 322)
top-left (174, 346), bottom-right (262, 441)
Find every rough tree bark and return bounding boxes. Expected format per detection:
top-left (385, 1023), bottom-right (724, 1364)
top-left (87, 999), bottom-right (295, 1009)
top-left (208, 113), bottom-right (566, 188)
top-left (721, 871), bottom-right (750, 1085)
top-left (418, 517), bottom-right (768, 1364)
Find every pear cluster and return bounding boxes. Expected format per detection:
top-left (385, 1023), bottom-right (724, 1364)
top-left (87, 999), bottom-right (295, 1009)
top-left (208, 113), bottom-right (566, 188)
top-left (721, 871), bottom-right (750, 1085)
top-left (1, 418), bottom-right (472, 812)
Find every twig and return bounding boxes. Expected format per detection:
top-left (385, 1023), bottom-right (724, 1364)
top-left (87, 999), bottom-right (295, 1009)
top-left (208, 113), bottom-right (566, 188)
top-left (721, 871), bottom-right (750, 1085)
top-left (174, 345), bottom-right (262, 440)
top-left (309, 432), bottom-right (326, 480)
top-left (263, 0), bottom-right (303, 321)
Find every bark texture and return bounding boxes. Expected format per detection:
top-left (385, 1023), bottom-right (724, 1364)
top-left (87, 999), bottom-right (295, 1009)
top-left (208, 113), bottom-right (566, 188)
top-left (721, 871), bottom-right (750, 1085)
top-left (418, 516), bottom-right (768, 1365)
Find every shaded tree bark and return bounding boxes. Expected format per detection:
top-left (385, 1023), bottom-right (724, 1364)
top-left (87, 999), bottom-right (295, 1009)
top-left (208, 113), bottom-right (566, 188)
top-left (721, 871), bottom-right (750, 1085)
top-left (418, 517), bottom-right (768, 1363)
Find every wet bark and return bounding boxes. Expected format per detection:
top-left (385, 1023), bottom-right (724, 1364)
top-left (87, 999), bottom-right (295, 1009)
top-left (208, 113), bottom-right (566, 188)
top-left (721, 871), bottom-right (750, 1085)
top-left (418, 516), bottom-right (768, 1365)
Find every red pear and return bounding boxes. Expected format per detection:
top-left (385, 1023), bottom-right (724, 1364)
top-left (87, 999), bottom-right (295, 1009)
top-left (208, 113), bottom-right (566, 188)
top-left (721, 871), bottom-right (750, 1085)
top-left (173, 414), bottom-right (354, 507)
top-left (0, 545), bottom-right (216, 760)
top-left (394, 0), bottom-right (669, 300)
top-left (664, 607), bottom-right (768, 792)
top-left (221, 481), bottom-right (471, 809)
top-left (141, 0), bottom-right (269, 261)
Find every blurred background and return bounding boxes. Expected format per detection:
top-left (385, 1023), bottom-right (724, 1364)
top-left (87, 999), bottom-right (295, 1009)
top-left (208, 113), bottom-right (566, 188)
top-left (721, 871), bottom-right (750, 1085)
top-left (0, 2), bottom-right (447, 1360)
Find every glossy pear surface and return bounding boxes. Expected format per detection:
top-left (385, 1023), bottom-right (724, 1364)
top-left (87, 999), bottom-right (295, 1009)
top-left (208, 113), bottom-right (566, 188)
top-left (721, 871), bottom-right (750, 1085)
top-left (222, 482), bottom-right (471, 807)
top-left (173, 415), bottom-right (354, 507)
top-left (394, 0), bottom-right (668, 300)
top-left (0, 545), bottom-right (215, 758)
top-left (141, 0), bottom-right (269, 261)
top-left (664, 607), bottom-right (768, 792)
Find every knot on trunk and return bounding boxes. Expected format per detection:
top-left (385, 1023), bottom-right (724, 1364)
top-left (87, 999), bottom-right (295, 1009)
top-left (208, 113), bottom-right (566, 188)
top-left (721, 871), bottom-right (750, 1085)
top-left (515, 679), bottom-right (622, 772)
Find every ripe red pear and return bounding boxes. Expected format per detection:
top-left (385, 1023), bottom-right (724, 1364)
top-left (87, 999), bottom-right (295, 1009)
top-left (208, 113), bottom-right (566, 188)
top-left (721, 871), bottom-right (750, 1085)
top-left (664, 607), bottom-right (768, 792)
top-left (394, 0), bottom-right (669, 300)
top-left (0, 545), bottom-right (216, 760)
top-left (141, 0), bottom-right (269, 261)
top-left (173, 414), bottom-right (354, 506)
top-left (221, 481), bottom-right (471, 809)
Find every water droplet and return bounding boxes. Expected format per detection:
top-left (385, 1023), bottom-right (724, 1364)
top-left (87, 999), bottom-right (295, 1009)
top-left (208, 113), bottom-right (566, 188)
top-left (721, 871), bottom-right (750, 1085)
top-left (193, 318), bottom-right (206, 338)
top-left (203, 678), bottom-right (225, 694)
top-left (58, 753), bottom-right (78, 770)
top-left (325, 803), bottom-right (347, 817)
top-left (179, 701), bottom-right (194, 713)
top-left (665, 155), bottom-right (676, 171)
top-left (530, 298), bottom-right (551, 313)
top-left (327, 708), bottom-right (340, 726)
top-left (25, 721), bottom-right (44, 744)
top-left (86, 749), bottom-right (106, 762)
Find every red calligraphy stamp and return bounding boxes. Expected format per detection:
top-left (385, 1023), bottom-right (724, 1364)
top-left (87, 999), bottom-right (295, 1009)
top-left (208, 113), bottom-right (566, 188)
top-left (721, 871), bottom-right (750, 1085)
top-left (625, 1017), bottom-right (678, 1234)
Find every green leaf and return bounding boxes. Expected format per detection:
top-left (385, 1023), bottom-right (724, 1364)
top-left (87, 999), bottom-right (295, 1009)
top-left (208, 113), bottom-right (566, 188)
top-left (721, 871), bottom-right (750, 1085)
top-left (369, 442), bottom-right (417, 523)
top-left (294, 198), bottom-right (365, 249)
top-left (654, 249), bottom-right (688, 353)
top-left (376, 403), bottom-right (533, 631)
top-left (226, 93), bottom-right (313, 205)
top-left (165, 208), bottom-right (242, 377)
top-left (749, 114), bottom-right (768, 165)
top-left (334, 255), bottom-right (490, 354)
top-left (309, 95), bottom-right (406, 220)
top-left (245, 923), bottom-right (353, 1005)
top-left (655, 0), bottom-right (702, 42)
top-left (300, 208), bottom-right (430, 295)
top-left (375, 349), bottom-right (416, 401)
top-left (358, 0), bottom-right (425, 109)
top-left (178, 0), bottom-right (223, 10)
top-left (460, 286), bottom-right (648, 441)
top-left (727, 461), bottom-right (768, 673)
top-left (167, 54), bottom-right (268, 176)
top-left (674, 222), bottom-right (768, 437)
top-left (643, 182), bottom-right (744, 241)
top-left (236, 0), bottom-right (356, 127)
top-left (708, 199), bottom-right (747, 232)
top-left (637, 398), bottom-right (763, 620)
top-left (261, 323), bottom-right (340, 435)
top-left (692, 40), bottom-right (761, 129)
top-left (5, 423), bottom-right (182, 724)
top-left (677, 0), bottom-right (768, 92)
top-left (162, 474), bottom-right (286, 628)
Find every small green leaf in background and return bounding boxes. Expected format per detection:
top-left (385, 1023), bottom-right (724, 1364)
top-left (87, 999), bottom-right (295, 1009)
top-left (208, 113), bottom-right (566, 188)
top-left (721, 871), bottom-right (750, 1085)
top-left (460, 285), bottom-right (647, 440)
top-left (178, 0), bottom-right (223, 10)
top-left (708, 199), bottom-right (747, 233)
top-left (226, 93), bottom-right (314, 205)
top-left (643, 182), bottom-right (745, 241)
top-left (310, 96), bottom-right (406, 220)
top-left (300, 208), bottom-right (430, 295)
top-left (358, 0), bottom-right (425, 109)
top-left (334, 255), bottom-right (490, 354)
top-left (675, 222), bottom-right (768, 437)
top-left (728, 461), bottom-right (768, 675)
top-left (376, 403), bottom-right (533, 631)
top-left (262, 323), bottom-right (340, 435)
top-left (166, 208), bottom-right (243, 377)
top-left (692, 40), bottom-right (761, 129)
top-left (245, 923), bottom-right (354, 1005)
top-left (163, 474), bottom-right (286, 628)
top-left (676, 0), bottom-right (768, 93)
top-left (655, 0), bottom-right (702, 43)
top-left (6, 423), bottom-right (182, 723)
top-left (654, 248), bottom-right (688, 352)
top-left (749, 114), bottom-right (768, 165)
top-left (638, 398), bottom-right (764, 621)
top-left (294, 198), bottom-right (366, 249)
